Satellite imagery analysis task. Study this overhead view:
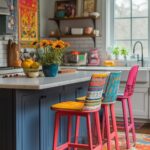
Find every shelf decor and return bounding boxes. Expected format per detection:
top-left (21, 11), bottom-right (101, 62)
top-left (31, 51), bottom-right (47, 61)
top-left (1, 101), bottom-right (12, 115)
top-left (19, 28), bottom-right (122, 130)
top-left (83, 0), bottom-right (96, 16)
top-left (55, 0), bottom-right (77, 18)
top-left (18, 0), bottom-right (39, 43)
top-left (32, 39), bottom-right (70, 77)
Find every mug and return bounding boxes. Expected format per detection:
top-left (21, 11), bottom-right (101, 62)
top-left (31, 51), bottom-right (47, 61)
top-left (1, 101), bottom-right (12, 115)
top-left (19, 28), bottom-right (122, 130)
top-left (93, 30), bottom-right (100, 36)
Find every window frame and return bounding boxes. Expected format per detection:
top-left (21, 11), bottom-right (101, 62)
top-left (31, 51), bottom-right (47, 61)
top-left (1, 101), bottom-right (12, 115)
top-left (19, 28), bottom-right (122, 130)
top-left (109, 0), bottom-right (150, 58)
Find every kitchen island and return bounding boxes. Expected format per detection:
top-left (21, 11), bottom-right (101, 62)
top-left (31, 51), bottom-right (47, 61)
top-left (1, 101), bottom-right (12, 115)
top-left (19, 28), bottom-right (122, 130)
top-left (0, 71), bottom-right (94, 150)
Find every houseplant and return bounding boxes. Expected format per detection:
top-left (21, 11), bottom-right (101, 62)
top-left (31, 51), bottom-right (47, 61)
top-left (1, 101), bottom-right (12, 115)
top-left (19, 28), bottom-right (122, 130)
top-left (112, 47), bottom-right (120, 60)
top-left (121, 47), bottom-right (128, 66)
top-left (32, 39), bottom-right (70, 77)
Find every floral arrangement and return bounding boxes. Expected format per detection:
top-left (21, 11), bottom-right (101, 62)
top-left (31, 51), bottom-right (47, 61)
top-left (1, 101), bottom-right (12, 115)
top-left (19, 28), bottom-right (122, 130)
top-left (32, 39), bottom-right (70, 65)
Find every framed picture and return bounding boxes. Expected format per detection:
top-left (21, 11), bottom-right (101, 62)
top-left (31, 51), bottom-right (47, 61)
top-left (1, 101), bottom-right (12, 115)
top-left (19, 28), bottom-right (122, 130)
top-left (18, 0), bottom-right (39, 45)
top-left (55, 0), bottom-right (77, 18)
top-left (83, 0), bottom-right (96, 14)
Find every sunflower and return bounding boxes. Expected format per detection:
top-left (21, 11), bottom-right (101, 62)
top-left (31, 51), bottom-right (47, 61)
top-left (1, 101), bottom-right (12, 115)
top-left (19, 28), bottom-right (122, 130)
top-left (31, 40), bottom-right (38, 46)
top-left (52, 40), bottom-right (65, 49)
top-left (40, 40), bottom-right (50, 47)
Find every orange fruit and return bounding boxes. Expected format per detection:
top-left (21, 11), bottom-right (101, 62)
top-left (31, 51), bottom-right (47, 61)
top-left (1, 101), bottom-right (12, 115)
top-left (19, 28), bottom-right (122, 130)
top-left (31, 62), bottom-right (40, 69)
top-left (21, 61), bottom-right (31, 68)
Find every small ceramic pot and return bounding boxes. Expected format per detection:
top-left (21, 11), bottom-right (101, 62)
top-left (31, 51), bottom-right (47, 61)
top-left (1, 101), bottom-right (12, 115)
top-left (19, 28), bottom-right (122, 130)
top-left (42, 64), bottom-right (59, 77)
top-left (84, 27), bottom-right (93, 35)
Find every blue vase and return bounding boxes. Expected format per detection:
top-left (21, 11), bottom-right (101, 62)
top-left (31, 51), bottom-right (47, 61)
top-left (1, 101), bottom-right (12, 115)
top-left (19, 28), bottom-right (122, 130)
top-left (42, 64), bottom-right (59, 77)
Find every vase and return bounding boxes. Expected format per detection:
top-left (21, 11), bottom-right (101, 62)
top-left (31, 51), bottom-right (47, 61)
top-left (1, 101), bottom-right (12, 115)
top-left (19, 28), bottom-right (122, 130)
top-left (42, 64), bottom-right (59, 77)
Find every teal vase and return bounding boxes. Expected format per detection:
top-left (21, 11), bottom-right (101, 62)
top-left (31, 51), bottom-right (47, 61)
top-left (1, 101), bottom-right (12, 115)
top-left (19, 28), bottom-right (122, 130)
top-left (42, 64), bottom-right (59, 77)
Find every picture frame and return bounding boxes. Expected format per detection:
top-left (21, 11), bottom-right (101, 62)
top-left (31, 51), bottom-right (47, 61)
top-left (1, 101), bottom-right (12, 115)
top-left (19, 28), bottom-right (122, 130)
top-left (55, 0), bottom-right (77, 18)
top-left (83, 0), bottom-right (96, 15)
top-left (18, 0), bottom-right (39, 47)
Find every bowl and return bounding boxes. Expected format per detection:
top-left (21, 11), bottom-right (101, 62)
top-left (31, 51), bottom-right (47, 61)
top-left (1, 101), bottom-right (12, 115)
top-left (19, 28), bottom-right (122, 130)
top-left (90, 12), bottom-right (100, 18)
top-left (27, 71), bottom-right (40, 78)
top-left (23, 68), bottom-right (39, 78)
top-left (84, 27), bottom-right (93, 35)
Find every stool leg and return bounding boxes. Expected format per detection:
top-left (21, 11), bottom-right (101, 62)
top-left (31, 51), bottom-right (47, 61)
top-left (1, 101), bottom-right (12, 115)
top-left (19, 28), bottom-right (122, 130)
top-left (53, 112), bottom-right (60, 150)
top-left (110, 104), bottom-right (120, 150)
top-left (67, 115), bottom-right (72, 150)
top-left (122, 99), bottom-right (130, 149)
top-left (94, 112), bottom-right (102, 148)
top-left (104, 105), bottom-right (111, 150)
top-left (128, 97), bottom-right (136, 144)
top-left (75, 115), bottom-right (80, 150)
top-left (86, 114), bottom-right (93, 150)
top-left (102, 110), bottom-right (105, 139)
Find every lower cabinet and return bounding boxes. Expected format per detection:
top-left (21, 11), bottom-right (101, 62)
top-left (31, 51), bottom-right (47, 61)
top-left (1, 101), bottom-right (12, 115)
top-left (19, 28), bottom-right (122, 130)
top-left (115, 85), bottom-right (149, 119)
top-left (15, 82), bottom-right (88, 150)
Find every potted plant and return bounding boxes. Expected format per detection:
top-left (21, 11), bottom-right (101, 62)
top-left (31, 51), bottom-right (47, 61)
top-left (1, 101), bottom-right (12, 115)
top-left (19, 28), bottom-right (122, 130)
top-left (121, 47), bottom-right (128, 66)
top-left (121, 47), bottom-right (128, 60)
top-left (112, 47), bottom-right (120, 60)
top-left (32, 39), bottom-right (70, 77)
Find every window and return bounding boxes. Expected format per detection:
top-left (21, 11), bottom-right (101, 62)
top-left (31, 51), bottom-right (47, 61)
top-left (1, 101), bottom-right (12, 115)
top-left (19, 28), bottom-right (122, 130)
top-left (110, 0), bottom-right (149, 57)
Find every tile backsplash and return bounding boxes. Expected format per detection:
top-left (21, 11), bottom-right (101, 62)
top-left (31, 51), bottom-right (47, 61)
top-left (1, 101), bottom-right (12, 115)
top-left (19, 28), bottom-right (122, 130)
top-left (0, 41), bottom-right (8, 67)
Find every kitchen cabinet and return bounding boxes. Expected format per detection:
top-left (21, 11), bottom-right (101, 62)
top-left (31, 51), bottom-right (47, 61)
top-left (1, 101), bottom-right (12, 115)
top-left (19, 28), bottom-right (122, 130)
top-left (48, 16), bottom-right (100, 47)
top-left (115, 85), bottom-right (149, 119)
top-left (0, 81), bottom-right (89, 150)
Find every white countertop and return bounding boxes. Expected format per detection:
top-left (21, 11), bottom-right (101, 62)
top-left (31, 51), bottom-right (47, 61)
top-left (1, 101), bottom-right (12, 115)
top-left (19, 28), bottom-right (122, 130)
top-left (0, 71), bottom-right (92, 90)
top-left (61, 66), bottom-right (150, 71)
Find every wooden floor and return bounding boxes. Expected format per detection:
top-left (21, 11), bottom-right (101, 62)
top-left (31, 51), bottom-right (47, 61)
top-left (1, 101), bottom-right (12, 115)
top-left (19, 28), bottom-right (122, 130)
top-left (136, 123), bottom-right (150, 134)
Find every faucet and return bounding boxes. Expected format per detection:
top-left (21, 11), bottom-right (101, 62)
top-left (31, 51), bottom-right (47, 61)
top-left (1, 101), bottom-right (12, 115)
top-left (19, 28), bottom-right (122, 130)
top-left (133, 41), bottom-right (144, 67)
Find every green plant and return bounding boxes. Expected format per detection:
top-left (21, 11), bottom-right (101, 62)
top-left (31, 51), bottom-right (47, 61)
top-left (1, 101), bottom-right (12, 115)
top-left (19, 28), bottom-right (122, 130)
top-left (121, 48), bottom-right (128, 57)
top-left (112, 47), bottom-right (120, 57)
top-left (32, 40), bottom-right (70, 65)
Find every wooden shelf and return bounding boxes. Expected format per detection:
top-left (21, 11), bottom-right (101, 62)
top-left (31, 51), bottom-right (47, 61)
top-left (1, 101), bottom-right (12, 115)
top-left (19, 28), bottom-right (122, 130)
top-left (49, 34), bottom-right (100, 38)
top-left (48, 16), bottom-right (100, 21)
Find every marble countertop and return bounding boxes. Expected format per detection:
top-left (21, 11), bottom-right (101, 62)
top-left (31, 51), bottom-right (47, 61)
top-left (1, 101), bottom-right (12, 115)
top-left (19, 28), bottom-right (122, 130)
top-left (0, 71), bottom-right (92, 90)
top-left (61, 66), bottom-right (150, 71)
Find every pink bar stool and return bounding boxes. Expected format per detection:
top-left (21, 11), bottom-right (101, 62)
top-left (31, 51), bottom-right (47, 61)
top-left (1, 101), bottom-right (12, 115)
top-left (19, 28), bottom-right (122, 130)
top-left (117, 65), bottom-right (139, 149)
top-left (52, 107), bottom-right (102, 150)
top-left (101, 72), bottom-right (121, 150)
top-left (51, 73), bottom-right (109, 150)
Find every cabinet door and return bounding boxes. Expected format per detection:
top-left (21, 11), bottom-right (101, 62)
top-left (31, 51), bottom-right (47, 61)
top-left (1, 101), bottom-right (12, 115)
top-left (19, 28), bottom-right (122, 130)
top-left (39, 87), bottom-right (62, 150)
top-left (16, 91), bottom-right (40, 150)
top-left (115, 87), bottom-right (149, 119)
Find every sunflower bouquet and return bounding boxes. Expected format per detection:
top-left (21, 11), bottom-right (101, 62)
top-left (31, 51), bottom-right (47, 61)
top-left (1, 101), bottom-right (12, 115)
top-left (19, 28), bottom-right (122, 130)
top-left (32, 39), bottom-right (70, 65)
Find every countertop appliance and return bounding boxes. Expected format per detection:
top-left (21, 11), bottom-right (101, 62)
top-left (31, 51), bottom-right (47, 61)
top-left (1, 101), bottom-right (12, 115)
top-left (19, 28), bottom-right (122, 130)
top-left (63, 51), bottom-right (87, 66)
top-left (88, 48), bottom-right (100, 66)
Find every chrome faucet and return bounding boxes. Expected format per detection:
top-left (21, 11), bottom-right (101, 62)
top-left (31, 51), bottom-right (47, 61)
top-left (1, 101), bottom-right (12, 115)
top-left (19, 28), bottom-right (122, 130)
top-left (133, 41), bottom-right (144, 67)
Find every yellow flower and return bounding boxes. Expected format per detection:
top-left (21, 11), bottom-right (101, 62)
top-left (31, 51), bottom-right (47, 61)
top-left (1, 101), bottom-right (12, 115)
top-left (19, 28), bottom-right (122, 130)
top-left (31, 40), bottom-right (38, 46)
top-left (40, 40), bottom-right (50, 47)
top-left (52, 40), bottom-right (65, 49)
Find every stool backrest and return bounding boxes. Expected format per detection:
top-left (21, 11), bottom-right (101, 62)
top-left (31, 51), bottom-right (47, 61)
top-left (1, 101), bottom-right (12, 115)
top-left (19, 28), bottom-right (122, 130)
top-left (103, 72), bottom-right (121, 103)
top-left (124, 65), bottom-right (139, 97)
top-left (86, 73), bottom-right (109, 101)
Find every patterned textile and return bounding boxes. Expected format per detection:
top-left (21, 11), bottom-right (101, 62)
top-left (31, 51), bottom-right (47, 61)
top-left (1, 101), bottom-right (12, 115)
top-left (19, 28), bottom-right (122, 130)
top-left (103, 132), bottom-right (150, 150)
top-left (83, 73), bottom-right (109, 110)
top-left (103, 72), bottom-right (121, 103)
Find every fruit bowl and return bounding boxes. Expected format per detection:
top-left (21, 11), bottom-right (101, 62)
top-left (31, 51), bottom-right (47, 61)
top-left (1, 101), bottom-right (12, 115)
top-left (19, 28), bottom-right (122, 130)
top-left (23, 68), bottom-right (40, 78)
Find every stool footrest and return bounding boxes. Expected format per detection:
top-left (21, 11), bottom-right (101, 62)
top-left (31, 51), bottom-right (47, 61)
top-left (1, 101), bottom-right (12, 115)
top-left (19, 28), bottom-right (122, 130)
top-left (56, 142), bottom-right (69, 150)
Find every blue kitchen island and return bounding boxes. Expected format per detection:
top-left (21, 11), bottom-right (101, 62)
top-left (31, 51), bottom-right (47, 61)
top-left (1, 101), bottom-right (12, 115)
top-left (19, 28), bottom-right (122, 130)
top-left (0, 71), bottom-right (93, 150)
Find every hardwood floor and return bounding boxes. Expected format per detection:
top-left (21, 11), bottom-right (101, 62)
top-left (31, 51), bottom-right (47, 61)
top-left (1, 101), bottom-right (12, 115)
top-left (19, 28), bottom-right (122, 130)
top-left (136, 123), bottom-right (150, 134)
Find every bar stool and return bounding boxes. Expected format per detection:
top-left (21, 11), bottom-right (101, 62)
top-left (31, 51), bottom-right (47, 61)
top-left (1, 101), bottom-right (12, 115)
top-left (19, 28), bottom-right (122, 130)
top-left (117, 65), bottom-right (139, 149)
top-left (76, 72), bottom-right (122, 149)
top-left (101, 72), bottom-right (121, 150)
top-left (51, 73), bottom-right (109, 150)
